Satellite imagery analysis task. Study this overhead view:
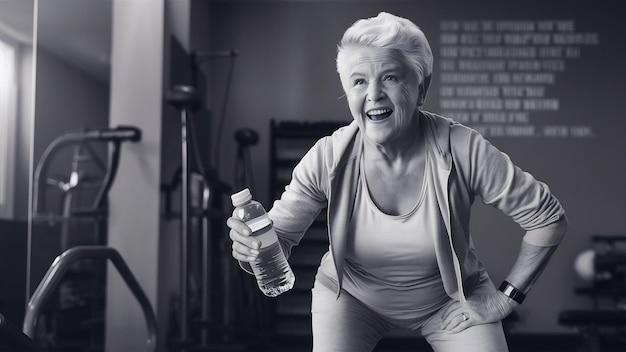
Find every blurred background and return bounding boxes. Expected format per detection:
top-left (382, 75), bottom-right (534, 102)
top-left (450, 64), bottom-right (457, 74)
top-left (0, 0), bottom-right (625, 351)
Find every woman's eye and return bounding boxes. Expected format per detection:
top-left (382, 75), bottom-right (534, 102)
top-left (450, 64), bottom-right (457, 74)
top-left (353, 79), bottom-right (365, 86)
top-left (384, 75), bottom-right (397, 81)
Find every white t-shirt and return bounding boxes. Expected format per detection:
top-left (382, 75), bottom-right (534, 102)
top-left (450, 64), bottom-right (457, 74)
top-left (318, 149), bottom-right (450, 320)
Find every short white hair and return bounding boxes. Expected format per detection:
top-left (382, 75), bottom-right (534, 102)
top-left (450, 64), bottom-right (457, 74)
top-left (336, 12), bottom-right (433, 85)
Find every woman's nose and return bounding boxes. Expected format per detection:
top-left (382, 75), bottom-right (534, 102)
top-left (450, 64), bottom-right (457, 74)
top-left (366, 82), bottom-right (385, 101)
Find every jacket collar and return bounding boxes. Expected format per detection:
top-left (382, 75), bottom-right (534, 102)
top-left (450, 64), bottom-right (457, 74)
top-left (420, 110), bottom-right (452, 171)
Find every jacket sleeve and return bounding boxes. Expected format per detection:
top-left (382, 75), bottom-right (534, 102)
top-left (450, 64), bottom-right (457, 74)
top-left (267, 137), bottom-right (329, 258)
top-left (465, 128), bottom-right (565, 239)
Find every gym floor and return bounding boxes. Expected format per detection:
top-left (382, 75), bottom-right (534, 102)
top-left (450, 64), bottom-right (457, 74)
top-left (256, 333), bottom-right (625, 352)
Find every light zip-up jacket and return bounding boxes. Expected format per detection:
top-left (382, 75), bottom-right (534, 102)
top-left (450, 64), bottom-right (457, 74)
top-left (264, 111), bottom-right (564, 303)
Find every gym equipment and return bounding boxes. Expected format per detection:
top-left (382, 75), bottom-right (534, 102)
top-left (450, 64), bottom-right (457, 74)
top-left (28, 126), bottom-right (141, 349)
top-left (559, 235), bottom-right (626, 352)
top-left (166, 84), bottom-right (201, 351)
top-left (33, 126), bottom-right (141, 222)
top-left (167, 82), bottom-right (248, 351)
top-left (5, 246), bottom-right (156, 351)
top-left (31, 125), bottom-right (141, 252)
top-left (163, 46), bottom-right (247, 351)
top-left (233, 127), bottom-right (274, 339)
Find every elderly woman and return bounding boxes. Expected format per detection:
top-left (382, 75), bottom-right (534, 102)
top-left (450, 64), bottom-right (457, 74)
top-left (227, 12), bottom-right (567, 352)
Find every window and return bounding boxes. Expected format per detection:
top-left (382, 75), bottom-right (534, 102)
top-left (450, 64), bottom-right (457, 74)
top-left (0, 37), bottom-right (17, 218)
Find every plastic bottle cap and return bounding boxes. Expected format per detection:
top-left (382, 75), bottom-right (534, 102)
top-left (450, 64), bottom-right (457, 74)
top-left (231, 188), bottom-right (252, 207)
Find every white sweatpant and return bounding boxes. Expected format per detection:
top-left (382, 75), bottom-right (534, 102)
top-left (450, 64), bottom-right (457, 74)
top-left (311, 279), bottom-right (509, 352)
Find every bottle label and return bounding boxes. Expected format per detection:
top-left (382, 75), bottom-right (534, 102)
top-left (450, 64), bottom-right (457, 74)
top-left (254, 227), bottom-right (278, 249)
top-left (246, 214), bottom-right (272, 233)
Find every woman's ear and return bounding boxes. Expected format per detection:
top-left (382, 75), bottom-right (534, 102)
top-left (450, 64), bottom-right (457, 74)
top-left (418, 74), bottom-right (432, 106)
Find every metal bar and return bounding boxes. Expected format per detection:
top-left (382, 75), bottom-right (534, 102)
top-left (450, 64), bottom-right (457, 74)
top-left (180, 108), bottom-right (190, 348)
top-left (200, 181), bottom-right (211, 346)
top-left (92, 141), bottom-right (122, 209)
top-left (32, 127), bottom-right (141, 215)
top-left (23, 246), bottom-right (157, 351)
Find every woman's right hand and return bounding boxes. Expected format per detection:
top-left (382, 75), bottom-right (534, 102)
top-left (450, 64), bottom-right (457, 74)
top-left (226, 217), bottom-right (260, 262)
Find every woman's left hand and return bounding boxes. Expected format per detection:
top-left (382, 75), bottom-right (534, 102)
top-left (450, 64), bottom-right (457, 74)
top-left (440, 291), bottom-right (518, 333)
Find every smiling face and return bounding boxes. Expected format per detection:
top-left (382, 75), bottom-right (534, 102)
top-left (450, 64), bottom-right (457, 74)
top-left (339, 46), bottom-right (424, 148)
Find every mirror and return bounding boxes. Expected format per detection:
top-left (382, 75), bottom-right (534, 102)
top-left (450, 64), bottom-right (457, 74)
top-left (0, 0), bottom-right (34, 327)
top-left (26, 0), bottom-right (113, 348)
top-left (0, 0), bottom-right (34, 221)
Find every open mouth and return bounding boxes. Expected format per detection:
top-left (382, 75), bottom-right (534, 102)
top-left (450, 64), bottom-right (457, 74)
top-left (366, 108), bottom-right (393, 122)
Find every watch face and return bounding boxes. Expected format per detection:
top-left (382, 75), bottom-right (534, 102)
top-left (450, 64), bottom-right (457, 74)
top-left (499, 281), bottom-right (525, 304)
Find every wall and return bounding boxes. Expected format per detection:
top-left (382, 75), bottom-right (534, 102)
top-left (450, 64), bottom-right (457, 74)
top-left (106, 1), bottom-right (165, 351)
top-left (207, 0), bottom-right (626, 334)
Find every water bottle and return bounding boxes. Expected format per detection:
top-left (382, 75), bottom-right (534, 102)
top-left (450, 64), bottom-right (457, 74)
top-left (231, 188), bottom-right (295, 297)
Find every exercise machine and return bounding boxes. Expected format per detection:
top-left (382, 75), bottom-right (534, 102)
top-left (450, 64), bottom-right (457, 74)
top-left (28, 126), bottom-right (141, 349)
top-left (1, 246), bottom-right (157, 352)
top-left (559, 235), bottom-right (626, 352)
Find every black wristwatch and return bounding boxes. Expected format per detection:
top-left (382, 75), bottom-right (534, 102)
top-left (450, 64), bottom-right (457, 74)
top-left (498, 280), bottom-right (526, 304)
